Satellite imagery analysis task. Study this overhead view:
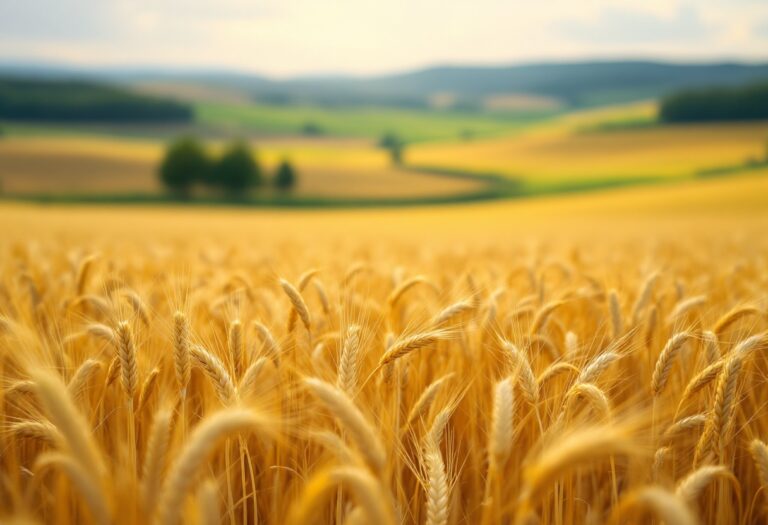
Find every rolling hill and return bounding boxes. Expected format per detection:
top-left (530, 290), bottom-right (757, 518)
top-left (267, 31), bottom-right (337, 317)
top-left (3, 59), bottom-right (768, 111)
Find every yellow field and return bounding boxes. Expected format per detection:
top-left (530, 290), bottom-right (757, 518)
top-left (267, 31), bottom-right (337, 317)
top-left (0, 136), bottom-right (484, 198)
top-left (3, 104), bottom-right (767, 202)
top-left (1, 175), bottom-right (767, 524)
top-left (409, 103), bottom-right (768, 182)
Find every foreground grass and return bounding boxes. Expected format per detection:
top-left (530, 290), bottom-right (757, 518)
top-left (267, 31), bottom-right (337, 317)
top-left (1, 176), bottom-right (768, 524)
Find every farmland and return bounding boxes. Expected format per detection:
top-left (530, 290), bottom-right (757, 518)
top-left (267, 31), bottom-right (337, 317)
top-left (408, 102), bottom-right (768, 182)
top-left (0, 135), bottom-right (485, 199)
top-left (2, 100), bottom-right (767, 204)
top-left (1, 170), bottom-right (768, 524)
top-left (194, 101), bottom-right (552, 143)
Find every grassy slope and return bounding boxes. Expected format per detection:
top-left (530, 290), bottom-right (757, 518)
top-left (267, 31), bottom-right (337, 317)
top-left (194, 102), bottom-right (554, 142)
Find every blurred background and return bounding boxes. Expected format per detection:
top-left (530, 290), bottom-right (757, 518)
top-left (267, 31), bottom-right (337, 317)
top-left (0, 0), bottom-right (766, 206)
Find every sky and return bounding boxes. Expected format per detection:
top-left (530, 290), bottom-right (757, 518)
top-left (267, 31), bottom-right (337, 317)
top-left (0, 0), bottom-right (766, 77)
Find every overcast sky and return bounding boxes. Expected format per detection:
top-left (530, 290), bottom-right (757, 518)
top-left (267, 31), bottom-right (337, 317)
top-left (0, 0), bottom-right (766, 77)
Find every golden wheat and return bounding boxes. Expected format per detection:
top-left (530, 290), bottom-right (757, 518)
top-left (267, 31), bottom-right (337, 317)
top-left (1, 208), bottom-right (768, 525)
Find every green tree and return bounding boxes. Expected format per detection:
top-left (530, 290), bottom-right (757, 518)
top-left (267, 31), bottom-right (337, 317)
top-left (214, 142), bottom-right (261, 195)
top-left (379, 132), bottom-right (405, 165)
top-left (274, 160), bottom-right (297, 191)
top-left (159, 137), bottom-right (209, 196)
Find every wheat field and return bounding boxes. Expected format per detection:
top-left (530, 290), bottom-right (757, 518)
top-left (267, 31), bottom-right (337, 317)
top-left (1, 177), bottom-right (768, 525)
top-left (409, 104), bottom-right (768, 181)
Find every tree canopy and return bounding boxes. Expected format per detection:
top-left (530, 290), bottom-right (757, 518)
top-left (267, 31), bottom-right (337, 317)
top-left (159, 137), bottom-right (210, 195)
top-left (274, 160), bottom-right (297, 190)
top-left (214, 143), bottom-right (261, 194)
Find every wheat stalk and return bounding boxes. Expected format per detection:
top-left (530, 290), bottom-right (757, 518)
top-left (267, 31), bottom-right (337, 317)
top-left (157, 408), bottom-right (272, 525)
top-left (304, 377), bottom-right (386, 471)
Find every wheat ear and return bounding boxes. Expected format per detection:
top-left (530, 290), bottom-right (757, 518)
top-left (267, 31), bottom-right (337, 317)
top-left (304, 377), bottom-right (386, 471)
top-left (713, 305), bottom-right (762, 336)
top-left (86, 323), bottom-right (116, 344)
top-left (608, 486), bottom-right (696, 525)
top-left (489, 376), bottom-right (515, 469)
top-left (378, 330), bottom-right (447, 368)
top-left (228, 319), bottom-right (243, 376)
top-left (631, 271), bottom-right (659, 324)
top-left (530, 300), bottom-right (566, 335)
top-left (116, 320), bottom-right (138, 400)
top-left (501, 341), bottom-right (538, 404)
top-left (31, 370), bottom-right (105, 478)
top-left (521, 425), bottom-right (634, 501)
top-left (578, 351), bottom-right (620, 384)
top-left (537, 362), bottom-right (579, 386)
top-left (10, 420), bottom-right (62, 445)
top-left (651, 331), bottom-right (694, 396)
top-left (122, 289), bottom-right (150, 327)
top-left (137, 367), bottom-right (160, 412)
top-left (675, 465), bottom-right (735, 504)
top-left (608, 289), bottom-right (622, 338)
top-left (75, 253), bottom-right (99, 295)
top-left (191, 344), bottom-right (237, 403)
top-left (67, 358), bottom-right (102, 397)
top-left (749, 439), bottom-right (768, 499)
top-left (405, 373), bottom-right (454, 429)
top-left (424, 438), bottom-right (449, 525)
top-left (337, 325), bottom-right (361, 394)
top-left (663, 414), bottom-right (707, 441)
top-left (701, 330), bottom-right (720, 364)
top-left (432, 299), bottom-right (473, 327)
top-left (157, 408), bottom-right (272, 525)
top-left (280, 278), bottom-right (311, 330)
top-left (668, 295), bottom-right (706, 324)
top-left (252, 321), bottom-right (280, 366)
top-left (238, 357), bottom-right (268, 397)
top-left (173, 311), bottom-right (191, 394)
top-left (35, 452), bottom-right (110, 525)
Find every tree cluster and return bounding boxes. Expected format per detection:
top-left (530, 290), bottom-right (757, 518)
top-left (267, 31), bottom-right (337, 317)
top-left (379, 132), bottom-right (406, 165)
top-left (660, 82), bottom-right (768, 123)
top-left (159, 137), bottom-right (296, 197)
top-left (0, 78), bottom-right (191, 122)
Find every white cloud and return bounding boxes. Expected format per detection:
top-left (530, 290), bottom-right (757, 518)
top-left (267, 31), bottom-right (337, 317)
top-left (0, 0), bottom-right (765, 76)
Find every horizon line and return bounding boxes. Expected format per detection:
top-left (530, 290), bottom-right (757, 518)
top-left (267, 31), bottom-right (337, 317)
top-left (1, 54), bottom-right (767, 82)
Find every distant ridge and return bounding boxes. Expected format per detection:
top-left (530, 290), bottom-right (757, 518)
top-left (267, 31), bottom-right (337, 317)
top-left (2, 59), bottom-right (767, 109)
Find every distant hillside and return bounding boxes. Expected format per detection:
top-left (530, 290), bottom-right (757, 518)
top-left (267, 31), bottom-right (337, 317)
top-left (0, 77), bottom-right (192, 122)
top-left (2, 60), bottom-right (768, 111)
top-left (237, 61), bottom-right (768, 109)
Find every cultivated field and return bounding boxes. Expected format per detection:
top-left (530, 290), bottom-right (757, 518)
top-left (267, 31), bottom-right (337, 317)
top-left (3, 102), bottom-right (766, 203)
top-left (0, 135), bottom-right (484, 199)
top-left (1, 173), bottom-right (767, 524)
top-left (409, 103), bottom-right (768, 182)
top-left (194, 102), bottom-right (551, 143)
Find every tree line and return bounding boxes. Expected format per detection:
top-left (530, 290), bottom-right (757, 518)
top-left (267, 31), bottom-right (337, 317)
top-left (160, 137), bottom-right (296, 197)
top-left (0, 78), bottom-right (192, 122)
top-left (660, 82), bottom-right (768, 123)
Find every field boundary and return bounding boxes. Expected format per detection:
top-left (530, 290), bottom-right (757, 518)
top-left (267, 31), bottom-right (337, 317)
top-left (0, 168), bottom-right (684, 209)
